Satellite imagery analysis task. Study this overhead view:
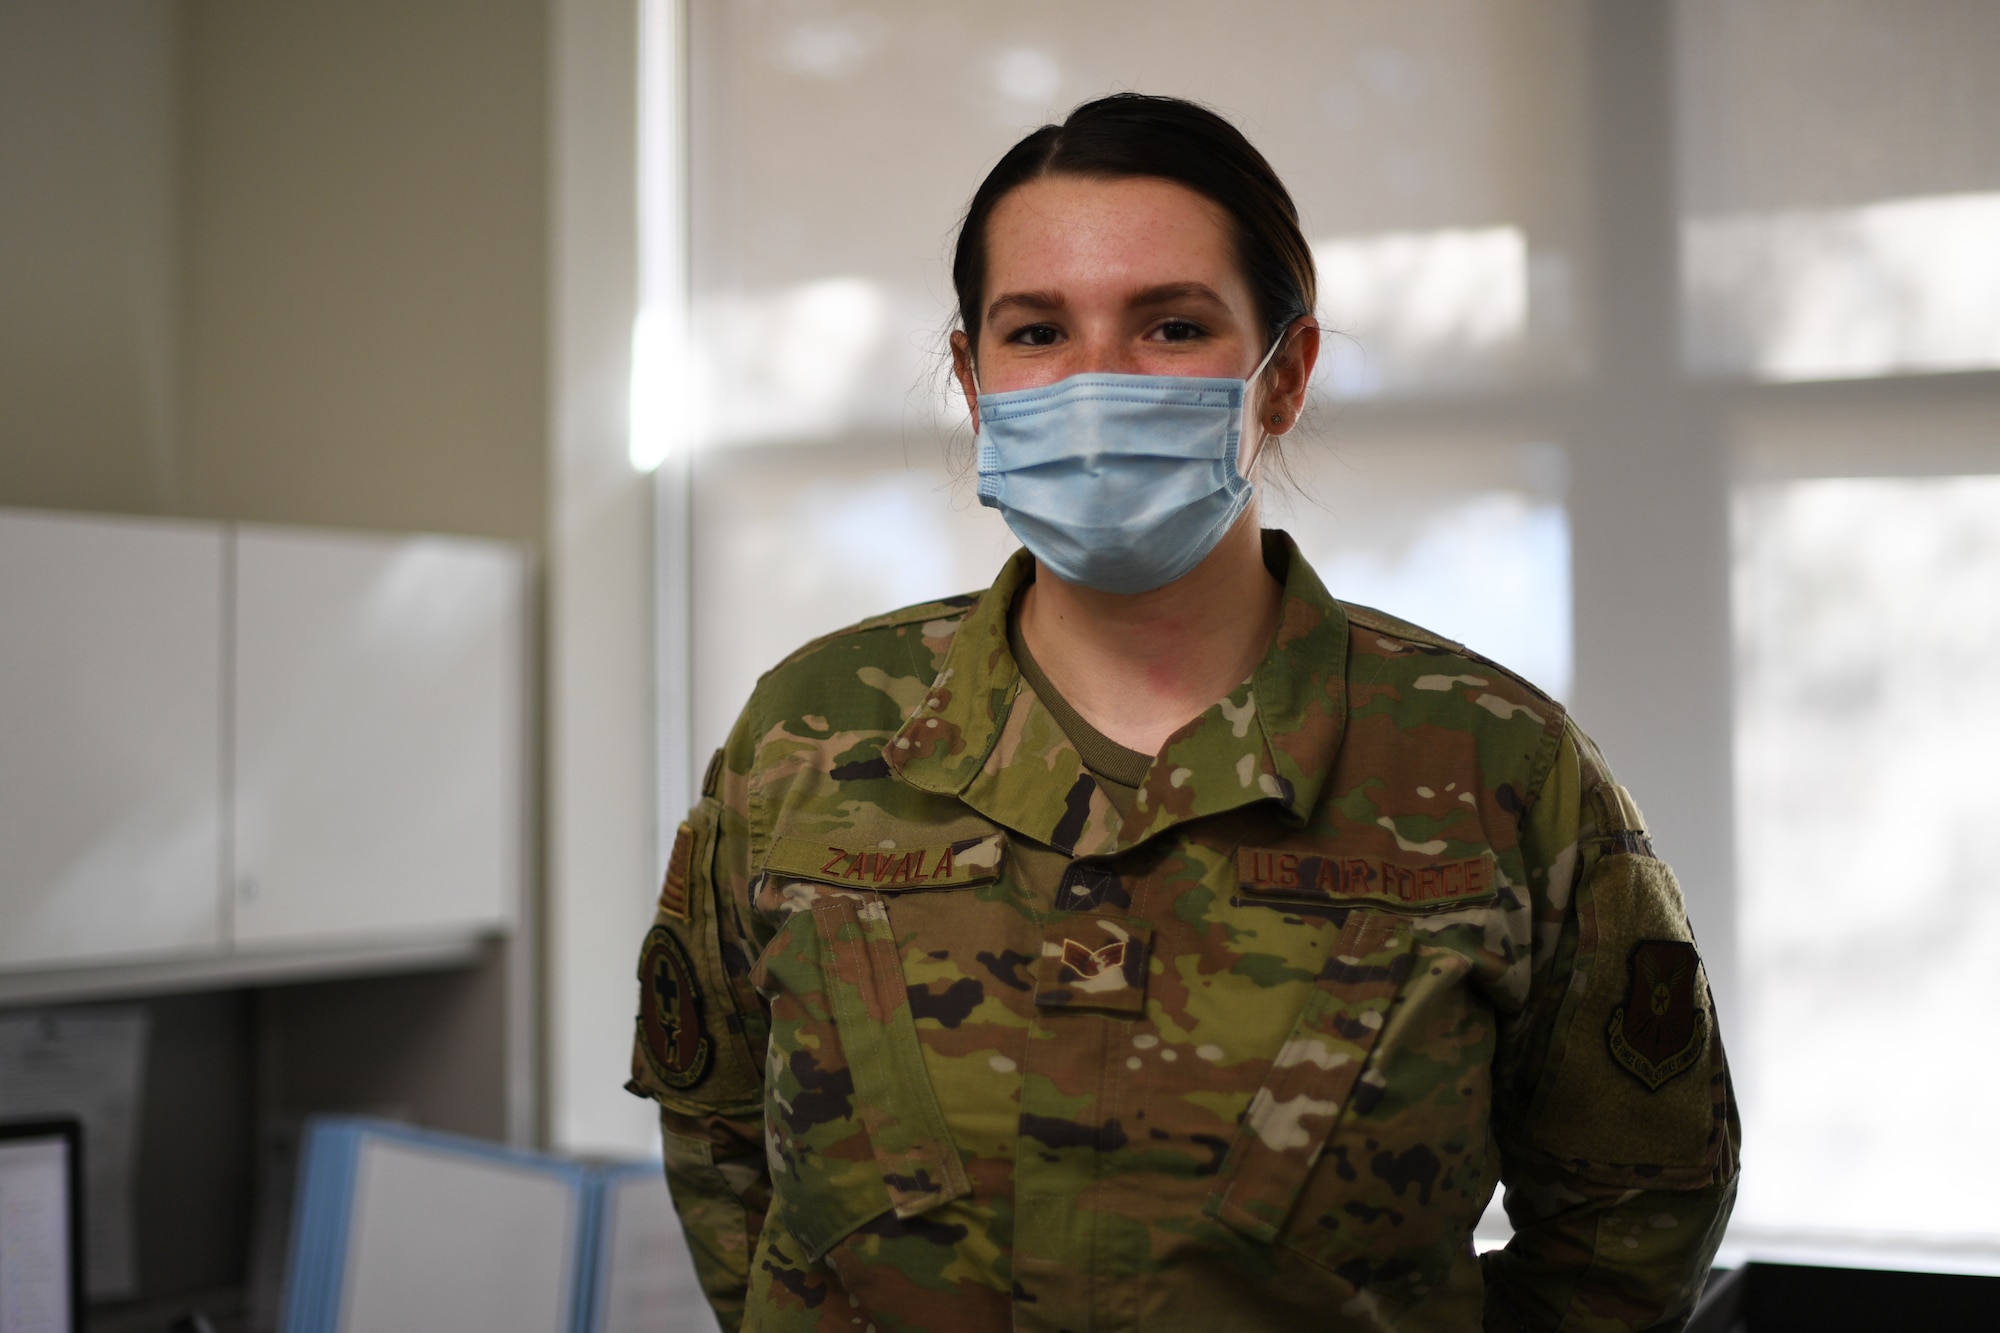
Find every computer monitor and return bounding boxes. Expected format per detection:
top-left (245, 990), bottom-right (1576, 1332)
top-left (0, 1118), bottom-right (84, 1333)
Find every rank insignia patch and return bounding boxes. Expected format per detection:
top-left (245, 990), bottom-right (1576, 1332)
top-left (1607, 939), bottom-right (1706, 1090)
top-left (638, 925), bottom-right (712, 1091)
top-left (1035, 916), bottom-right (1150, 1015)
top-left (1061, 936), bottom-right (1126, 981)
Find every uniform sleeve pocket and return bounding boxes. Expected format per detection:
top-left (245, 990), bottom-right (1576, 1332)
top-left (751, 891), bottom-right (971, 1261)
top-left (1203, 911), bottom-right (1416, 1243)
top-left (1524, 846), bottom-right (1724, 1187)
top-left (631, 798), bottom-right (764, 1115)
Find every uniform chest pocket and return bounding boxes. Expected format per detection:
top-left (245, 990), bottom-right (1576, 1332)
top-left (750, 833), bottom-right (1001, 1261)
top-left (1203, 911), bottom-right (1418, 1249)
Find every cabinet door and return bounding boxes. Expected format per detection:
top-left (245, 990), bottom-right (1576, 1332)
top-left (0, 510), bottom-right (226, 969)
top-left (232, 528), bottom-right (525, 949)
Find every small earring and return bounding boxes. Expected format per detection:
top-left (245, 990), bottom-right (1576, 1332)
top-left (1269, 412), bottom-right (1285, 424)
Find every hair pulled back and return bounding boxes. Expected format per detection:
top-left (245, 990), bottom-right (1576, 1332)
top-left (952, 93), bottom-right (1317, 363)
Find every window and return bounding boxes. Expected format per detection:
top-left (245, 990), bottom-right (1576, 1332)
top-left (1678, 0), bottom-right (2000, 1260)
top-left (1733, 472), bottom-right (2000, 1245)
top-left (641, 0), bottom-right (2000, 1268)
top-left (1274, 437), bottom-right (1572, 699)
top-left (673, 0), bottom-right (1588, 775)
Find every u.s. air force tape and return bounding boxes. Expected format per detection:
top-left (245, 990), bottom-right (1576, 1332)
top-left (637, 925), bottom-right (713, 1091)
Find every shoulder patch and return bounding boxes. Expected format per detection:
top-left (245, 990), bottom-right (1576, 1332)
top-left (1607, 939), bottom-right (1706, 1090)
top-left (637, 925), bottom-right (714, 1091)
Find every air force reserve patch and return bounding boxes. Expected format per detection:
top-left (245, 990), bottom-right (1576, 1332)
top-left (638, 925), bottom-right (713, 1091)
top-left (1608, 939), bottom-right (1705, 1090)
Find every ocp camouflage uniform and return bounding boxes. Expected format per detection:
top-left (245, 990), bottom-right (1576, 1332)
top-left (629, 533), bottom-right (1738, 1332)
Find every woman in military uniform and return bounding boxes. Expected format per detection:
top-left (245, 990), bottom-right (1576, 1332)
top-left (631, 93), bottom-right (1736, 1332)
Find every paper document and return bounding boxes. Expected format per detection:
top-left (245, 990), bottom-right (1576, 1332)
top-left (591, 1166), bottom-right (711, 1333)
top-left (342, 1139), bottom-right (578, 1333)
top-left (0, 1134), bottom-right (74, 1333)
top-left (0, 1010), bottom-right (149, 1299)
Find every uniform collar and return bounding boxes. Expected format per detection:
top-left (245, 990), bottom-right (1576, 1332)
top-left (886, 531), bottom-right (1349, 857)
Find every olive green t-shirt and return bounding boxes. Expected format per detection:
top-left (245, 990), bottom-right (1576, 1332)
top-left (1006, 601), bottom-right (1153, 826)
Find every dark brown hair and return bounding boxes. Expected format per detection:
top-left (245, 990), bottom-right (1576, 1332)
top-left (952, 93), bottom-right (1317, 362)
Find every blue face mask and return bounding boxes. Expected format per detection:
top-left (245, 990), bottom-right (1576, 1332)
top-left (973, 338), bottom-right (1282, 595)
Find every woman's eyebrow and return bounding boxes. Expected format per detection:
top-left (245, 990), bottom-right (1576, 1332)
top-left (987, 282), bottom-right (1228, 325)
top-left (1129, 281), bottom-right (1228, 309)
top-left (986, 290), bottom-right (1064, 323)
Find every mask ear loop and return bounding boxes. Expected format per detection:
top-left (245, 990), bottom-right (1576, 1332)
top-left (1238, 329), bottom-right (1290, 478)
top-left (958, 332), bottom-right (983, 430)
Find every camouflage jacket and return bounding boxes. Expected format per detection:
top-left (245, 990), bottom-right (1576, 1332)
top-left (629, 533), bottom-right (1738, 1332)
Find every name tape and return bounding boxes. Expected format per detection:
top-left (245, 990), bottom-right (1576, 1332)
top-left (811, 834), bottom-right (1002, 889)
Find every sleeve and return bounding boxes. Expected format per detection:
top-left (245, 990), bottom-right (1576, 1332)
top-left (627, 731), bottom-right (772, 1333)
top-left (1482, 721), bottom-right (1740, 1333)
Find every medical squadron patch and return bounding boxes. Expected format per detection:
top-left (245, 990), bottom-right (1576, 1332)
top-left (1607, 939), bottom-right (1705, 1090)
top-left (638, 925), bottom-right (713, 1090)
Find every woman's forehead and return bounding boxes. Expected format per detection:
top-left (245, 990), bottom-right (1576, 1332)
top-left (982, 175), bottom-right (1244, 302)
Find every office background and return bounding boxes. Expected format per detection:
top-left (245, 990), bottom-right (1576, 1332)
top-left (3, 0), bottom-right (1996, 1321)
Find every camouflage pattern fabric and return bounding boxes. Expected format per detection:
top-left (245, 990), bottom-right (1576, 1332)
top-left (628, 531), bottom-right (1738, 1332)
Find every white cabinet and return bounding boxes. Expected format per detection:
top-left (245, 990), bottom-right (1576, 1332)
top-left (0, 511), bottom-right (525, 986)
top-left (232, 528), bottom-right (524, 949)
top-left (0, 511), bottom-right (226, 969)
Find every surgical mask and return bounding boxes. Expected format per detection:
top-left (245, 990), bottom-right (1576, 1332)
top-left (973, 336), bottom-right (1283, 595)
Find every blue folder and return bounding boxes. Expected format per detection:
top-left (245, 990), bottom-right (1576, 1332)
top-left (280, 1116), bottom-right (708, 1333)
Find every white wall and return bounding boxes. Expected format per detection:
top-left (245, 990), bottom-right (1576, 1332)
top-left (0, 0), bottom-right (181, 512)
top-left (1, 0), bottom-right (553, 1152)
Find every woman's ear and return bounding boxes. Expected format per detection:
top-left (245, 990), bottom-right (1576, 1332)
top-left (950, 329), bottom-right (981, 432)
top-left (1263, 316), bottom-right (1320, 435)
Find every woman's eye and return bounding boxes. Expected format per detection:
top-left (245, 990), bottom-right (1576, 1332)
top-left (1007, 323), bottom-right (1061, 347)
top-left (1155, 320), bottom-right (1205, 342)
